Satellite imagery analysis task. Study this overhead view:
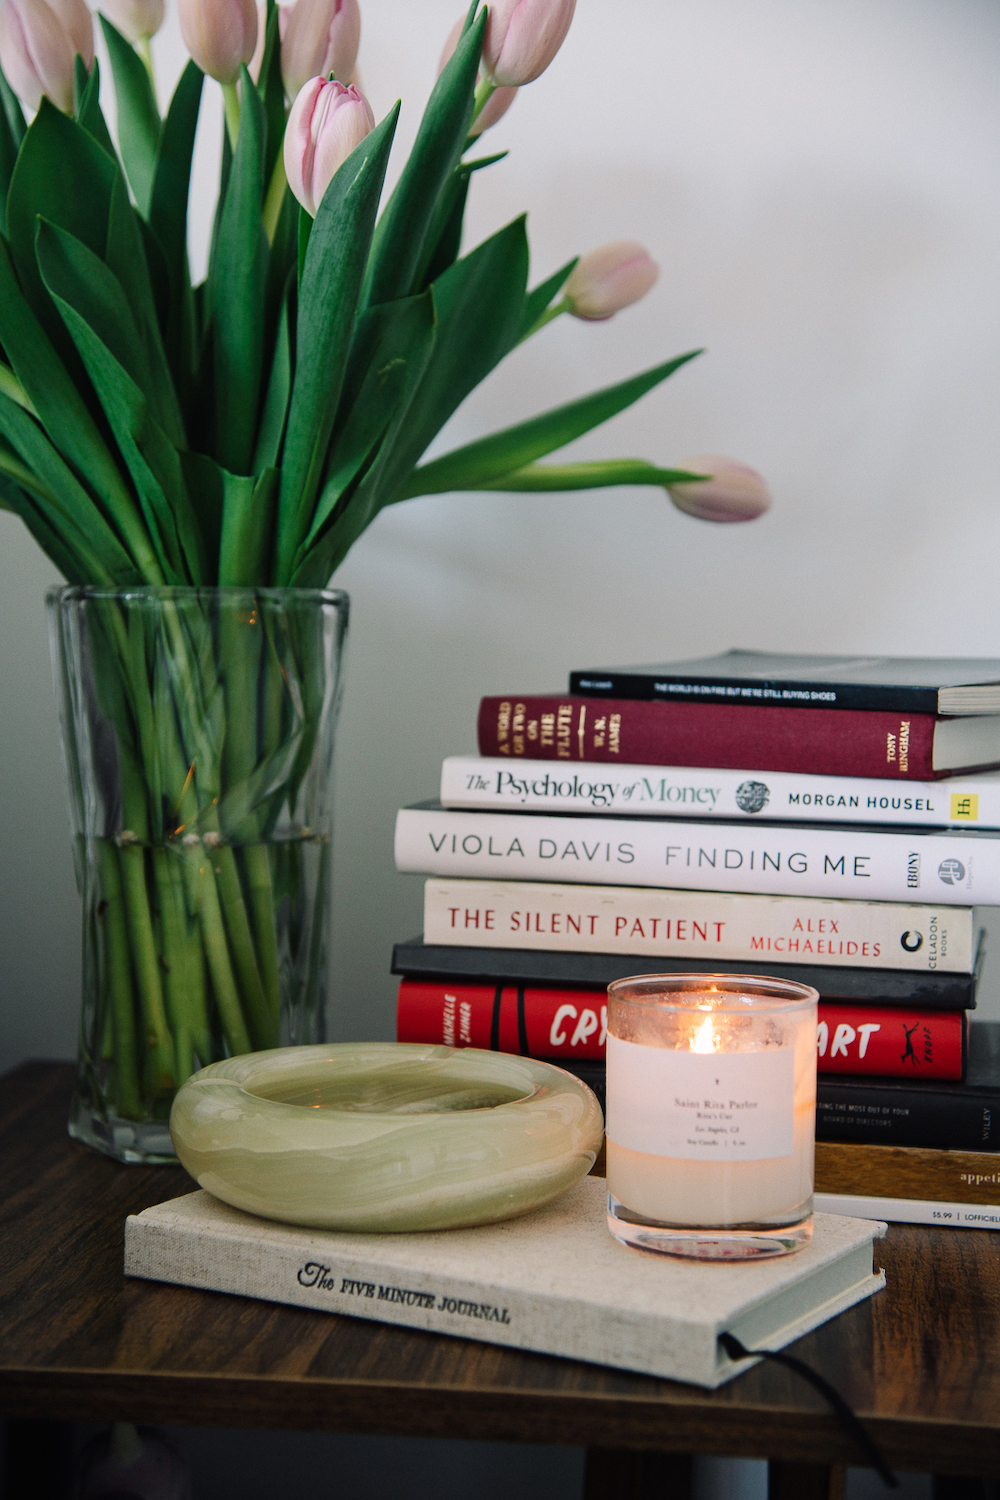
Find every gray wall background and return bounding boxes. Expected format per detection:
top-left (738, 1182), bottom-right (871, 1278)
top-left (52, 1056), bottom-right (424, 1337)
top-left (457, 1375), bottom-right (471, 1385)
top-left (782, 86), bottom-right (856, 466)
top-left (2, 0), bottom-right (999, 1064)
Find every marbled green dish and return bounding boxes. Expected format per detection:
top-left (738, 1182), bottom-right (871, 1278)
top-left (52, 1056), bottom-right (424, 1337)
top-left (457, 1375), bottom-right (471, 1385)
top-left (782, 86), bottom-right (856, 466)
top-left (169, 1044), bottom-right (605, 1231)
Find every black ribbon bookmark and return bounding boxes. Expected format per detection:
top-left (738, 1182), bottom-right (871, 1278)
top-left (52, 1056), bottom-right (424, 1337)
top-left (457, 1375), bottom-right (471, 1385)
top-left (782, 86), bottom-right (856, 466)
top-left (717, 1331), bottom-right (898, 1489)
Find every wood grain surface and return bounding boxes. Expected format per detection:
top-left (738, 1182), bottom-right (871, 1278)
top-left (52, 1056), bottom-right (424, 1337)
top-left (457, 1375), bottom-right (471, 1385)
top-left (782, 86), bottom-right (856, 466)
top-left (2, 1063), bottom-right (1000, 1477)
top-left (815, 1141), bottom-right (1000, 1204)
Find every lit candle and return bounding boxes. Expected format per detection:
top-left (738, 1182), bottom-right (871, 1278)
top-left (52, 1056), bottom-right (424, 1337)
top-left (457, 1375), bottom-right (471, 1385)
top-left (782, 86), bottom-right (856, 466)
top-left (605, 974), bottom-right (818, 1259)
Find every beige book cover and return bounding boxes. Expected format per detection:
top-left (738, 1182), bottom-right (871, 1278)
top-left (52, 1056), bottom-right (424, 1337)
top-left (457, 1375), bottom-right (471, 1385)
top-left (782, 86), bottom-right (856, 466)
top-left (125, 1177), bottom-right (885, 1389)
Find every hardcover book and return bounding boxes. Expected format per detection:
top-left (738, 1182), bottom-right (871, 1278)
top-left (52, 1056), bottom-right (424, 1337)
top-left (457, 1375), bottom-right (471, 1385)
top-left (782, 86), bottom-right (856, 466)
top-left (814, 1141), bottom-right (1000, 1205)
top-left (441, 756), bottom-right (1000, 829)
top-left (547, 1025), bottom-right (1000, 1152)
top-left (568, 649), bottom-right (1000, 716)
top-left (396, 978), bottom-right (968, 1080)
top-left (477, 695), bottom-right (1000, 780)
top-left (813, 1193), bottom-right (1000, 1230)
top-left (817, 1022), bottom-right (1000, 1152)
top-left (394, 803), bottom-right (1000, 905)
top-left (391, 936), bottom-right (983, 1011)
top-left (422, 878), bottom-right (975, 973)
top-left (124, 1179), bottom-right (885, 1389)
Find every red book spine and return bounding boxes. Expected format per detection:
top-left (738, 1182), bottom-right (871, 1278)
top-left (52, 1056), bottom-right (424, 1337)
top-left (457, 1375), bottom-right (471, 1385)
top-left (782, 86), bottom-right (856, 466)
top-left (397, 980), bottom-right (966, 1079)
top-left (477, 695), bottom-right (942, 780)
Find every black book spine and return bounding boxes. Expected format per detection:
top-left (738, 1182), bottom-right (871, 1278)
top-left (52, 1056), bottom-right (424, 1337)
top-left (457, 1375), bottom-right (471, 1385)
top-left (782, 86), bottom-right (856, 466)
top-left (483, 1060), bottom-right (999, 1153)
top-left (816, 1083), bottom-right (1000, 1152)
top-left (391, 941), bottom-right (980, 1011)
top-left (511, 1062), bottom-right (998, 1154)
top-left (568, 672), bottom-right (942, 714)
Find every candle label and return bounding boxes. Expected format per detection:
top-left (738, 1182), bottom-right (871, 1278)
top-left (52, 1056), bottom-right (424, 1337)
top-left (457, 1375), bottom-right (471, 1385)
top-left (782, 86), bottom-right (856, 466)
top-left (606, 1036), bottom-right (795, 1160)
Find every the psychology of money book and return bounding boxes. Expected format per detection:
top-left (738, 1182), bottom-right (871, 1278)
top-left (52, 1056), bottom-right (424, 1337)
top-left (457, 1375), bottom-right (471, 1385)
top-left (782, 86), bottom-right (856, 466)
top-left (440, 757), bottom-right (1000, 828)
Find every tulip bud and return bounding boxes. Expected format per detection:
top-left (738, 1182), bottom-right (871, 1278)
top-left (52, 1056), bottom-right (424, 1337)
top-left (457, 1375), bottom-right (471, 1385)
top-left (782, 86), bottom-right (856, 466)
top-left (564, 240), bottom-right (659, 321)
top-left (283, 75), bottom-right (374, 217)
top-left (0, 0), bottom-right (89, 112)
top-left (438, 15), bottom-right (516, 136)
top-left (178, 0), bottom-right (257, 83)
top-left (281, 0), bottom-right (359, 104)
top-left (667, 457), bottom-right (772, 523)
top-left (482, 0), bottom-right (576, 88)
top-left (49, 0), bottom-right (92, 62)
top-left (98, 0), bottom-right (164, 42)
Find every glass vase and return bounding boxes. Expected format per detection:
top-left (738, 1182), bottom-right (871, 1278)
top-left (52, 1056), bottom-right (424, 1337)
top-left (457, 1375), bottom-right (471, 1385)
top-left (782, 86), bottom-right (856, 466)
top-left (47, 585), bottom-right (349, 1163)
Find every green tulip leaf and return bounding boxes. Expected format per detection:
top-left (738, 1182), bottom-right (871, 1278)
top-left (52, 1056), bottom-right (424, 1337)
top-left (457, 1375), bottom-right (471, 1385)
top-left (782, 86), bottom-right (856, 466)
top-left (0, 61), bottom-right (25, 150)
top-left (361, 8), bottom-right (485, 308)
top-left (219, 466), bottom-right (278, 585)
top-left (253, 275), bottom-right (293, 473)
top-left (211, 65), bottom-right (267, 476)
top-left (376, 215), bottom-right (529, 509)
top-left (148, 60), bottom-right (203, 403)
top-left (472, 459), bottom-right (709, 491)
top-left (293, 290), bottom-right (438, 575)
top-left (74, 55), bottom-right (117, 160)
top-left (178, 449), bottom-right (224, 576)
top-left (275, 102), bottom-right (399, 582)
top-left (0, 388), bottom-right (138, 582)
top-left (396, 349), bottom-right (702, 500)
top-left (257, 0), bottom-right (285, 188)
top-left (414, 167), bottom-right (470, 292)
top-left (0, 233), bottom-right (151, 562)
top-left (7, 101), bottom-right (116, 355)
top-left (100, 15), bottom-right (162, 217)
top-left (105, 173), bottom-right (186, 447)
top-left (38, 233), bottom-right (208, 581)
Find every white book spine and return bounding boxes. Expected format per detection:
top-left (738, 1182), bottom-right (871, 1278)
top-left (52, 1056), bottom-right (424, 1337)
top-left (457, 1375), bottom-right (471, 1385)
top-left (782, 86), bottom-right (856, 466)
top-left (814, 1193), bottom-right (1000, 1229)
top-left (395, 807), bottom-right (999, 905)
top-left (441, 757), bottom-right (1000, 828)
top-left (423, 879), bottom-right (974, 972)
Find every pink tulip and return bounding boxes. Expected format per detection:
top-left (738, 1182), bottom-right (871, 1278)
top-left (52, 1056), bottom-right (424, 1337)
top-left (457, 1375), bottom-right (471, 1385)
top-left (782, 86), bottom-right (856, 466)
top-left (98, 0), bottom-right (164, 42)
top-left (438, 15), bottom-right (516, 136)
top-left (48, 0), bottom-right (92, 62)
top-left (565, 241), bottom-right (659, 321)
top-left (281, 0), bottom-right (359, 103)
top-left (667, 457), bottom-right (772, 523)
top-left (284, 75), bottom-right (374, 217)
top-left (0, 0), bottom-right (89, 112)
top-left (178, 0), bottom-right (257, 83)
top-left (482, 0), bottom-right (576, 87)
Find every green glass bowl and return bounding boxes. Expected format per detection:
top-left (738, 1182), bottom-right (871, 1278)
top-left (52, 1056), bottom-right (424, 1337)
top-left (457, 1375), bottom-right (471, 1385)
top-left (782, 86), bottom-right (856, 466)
top-left (169, 1043), bottom-right (605, 1232)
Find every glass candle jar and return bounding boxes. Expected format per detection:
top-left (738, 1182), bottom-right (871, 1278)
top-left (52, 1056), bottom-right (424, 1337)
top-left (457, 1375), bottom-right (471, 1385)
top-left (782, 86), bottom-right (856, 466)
top-left (605, 973), bottom-right (818, 1260)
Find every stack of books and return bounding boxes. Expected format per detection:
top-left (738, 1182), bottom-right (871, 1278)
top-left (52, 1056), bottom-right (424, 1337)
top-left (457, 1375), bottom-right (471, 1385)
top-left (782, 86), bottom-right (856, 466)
top-left (391, 650), bottom-right (1000, 1228)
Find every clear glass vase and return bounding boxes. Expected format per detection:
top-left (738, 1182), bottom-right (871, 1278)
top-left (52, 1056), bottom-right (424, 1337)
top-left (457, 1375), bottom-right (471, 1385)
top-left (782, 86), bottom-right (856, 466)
top-left (47, 585), bottom-right (349, 1163)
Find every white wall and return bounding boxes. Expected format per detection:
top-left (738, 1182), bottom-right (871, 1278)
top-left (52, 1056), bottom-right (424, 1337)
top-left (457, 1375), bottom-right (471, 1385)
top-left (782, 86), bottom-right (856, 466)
top-left (1, 0), bottom-right (999, 1066)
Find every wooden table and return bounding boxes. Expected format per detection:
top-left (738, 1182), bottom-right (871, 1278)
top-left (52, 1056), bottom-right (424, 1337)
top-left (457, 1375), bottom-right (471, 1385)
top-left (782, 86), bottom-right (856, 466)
top-left (3, 1063), bottom-right (1000, 1500)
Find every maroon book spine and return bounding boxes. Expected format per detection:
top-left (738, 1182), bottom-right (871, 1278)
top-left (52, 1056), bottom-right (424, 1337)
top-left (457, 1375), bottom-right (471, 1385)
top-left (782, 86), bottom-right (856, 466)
top-left (396, 980), bottom-right (967, 1079)
top-left (477, 695), bottom-right (943, 779)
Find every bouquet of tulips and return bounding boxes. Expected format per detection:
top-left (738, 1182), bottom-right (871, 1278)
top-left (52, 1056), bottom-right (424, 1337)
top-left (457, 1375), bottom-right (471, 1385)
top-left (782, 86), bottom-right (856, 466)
top-left (0, 0), bottom-right (769, 1146)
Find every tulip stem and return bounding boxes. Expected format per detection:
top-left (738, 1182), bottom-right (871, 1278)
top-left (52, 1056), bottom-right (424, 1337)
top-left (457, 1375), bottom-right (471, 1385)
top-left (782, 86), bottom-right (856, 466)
top-left (222, 81), bottom-right (241, 150)
top-left (470, 76), bottom-right (495, 132)
top-left (135, 35), bottom-right (156, 97)
top-left (518, 295), bottom-right (572, 343)
top-left (262, 153), bottom-right (288, 246)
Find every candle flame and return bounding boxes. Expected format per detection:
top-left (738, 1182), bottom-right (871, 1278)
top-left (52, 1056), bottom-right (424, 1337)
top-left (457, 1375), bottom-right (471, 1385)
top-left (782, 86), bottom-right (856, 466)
top-left (692, 1015), bottom-right (717, 1054)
